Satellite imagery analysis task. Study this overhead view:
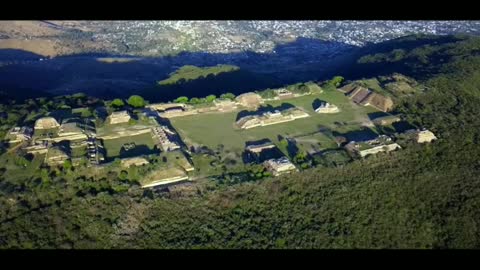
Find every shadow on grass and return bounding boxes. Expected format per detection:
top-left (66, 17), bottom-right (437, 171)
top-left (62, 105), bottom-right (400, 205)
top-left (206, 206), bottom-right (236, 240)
top-left (367, 111), bottom-right (390, 121)
top-left (392, 121), bottom-right (417, 133)
top-left (333, 127), bottom-right (378, 142)
top-left (110, 144), bottom-right (159, 160)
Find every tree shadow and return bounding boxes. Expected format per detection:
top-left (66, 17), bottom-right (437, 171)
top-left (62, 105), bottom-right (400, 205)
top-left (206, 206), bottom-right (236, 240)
top-left (286, 139), bottom-right (299, 158)
top-left (392, 121), bottom-right (417, 133)
top-left (48, 109), bottom-right (74, 123)
top-left (53, 140), bottom-right (71, 154)
top-left (367, 111), bottom-right (390, 121)
top-left (373, 125), bottom-right (396, 135)
top-left (94, 106), bottom-right (108, 121)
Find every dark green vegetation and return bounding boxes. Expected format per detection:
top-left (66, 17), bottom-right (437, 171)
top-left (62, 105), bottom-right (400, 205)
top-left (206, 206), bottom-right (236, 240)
top-left (1, 35), bottom-right (480, 248)
top-left (127, 95), bottom-right (146, 108)
top-left (158, 65), bottom-right (240, 85)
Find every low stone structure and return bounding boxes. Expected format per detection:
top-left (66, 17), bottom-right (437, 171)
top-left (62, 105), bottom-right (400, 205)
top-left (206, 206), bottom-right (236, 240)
top-left (141, 166), bottom-right (190, 188)
top-left (121, 157), bottom-right (150, 168)
top-left (246, 142), bottom-right (277, 153)
top-left (415, 129), bottom-right (437, 143)
top-left (52, 121), bottom-right (88, 142)
top-left (263, 157), bottom-right (297, 176)
top-left (34, 117), bottom-right (60, 130)
top-left (274, 88), bottom-right (294, 99)
top-left (315, 102), bottom-right (340, 113)
top-left (236, 116), bottom-right (263, 129)
top-left (347, 86), bottom-right (372, 104)
top-left (373, 115), bottom-right (402, 126)
top-left (151, 126), bottom-right (181, 151)
top-left (346, 86), bottom-right (393, 112)
top-left (213, 99), bottom-right (238, 112)
top-left (344, 135), bottom-right (401, 158)
top-left (235, 92), bottom-right (264, 109)
top-left (142, 174), bottom-right (189, 188)
top-left (236, 108), bottom-right (309, 129)
top-left (58, 122), bottom-right (83, 137)
top-left (107, 111), bottom-right (131, 124)
top-left (147, 103), bottom-right (199, 118)
top-left (45, 146), bottom-right (69, 166)
top-left (357, 143), bottom-right (401, 157)
top-left (364, 93), bottom-right (394, 112)
top-left (147, 103), bottom-right (187, 111)
top-left (5, 126), bottom-right (33, 143)
top-left (158, 107), bottom-right (198, 118)
top-left (23, 141), bottom-right (49, 155)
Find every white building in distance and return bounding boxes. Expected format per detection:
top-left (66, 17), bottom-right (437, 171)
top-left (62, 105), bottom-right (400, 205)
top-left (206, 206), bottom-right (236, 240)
top-left (315, 102), bottom-right (340, 113)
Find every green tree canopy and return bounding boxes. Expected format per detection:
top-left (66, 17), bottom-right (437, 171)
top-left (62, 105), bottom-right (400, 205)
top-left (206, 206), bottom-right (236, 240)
top-left (119, 170), bottom-right (128, 181)
top-left (174, 96), bottom-right (189, 103)
top-left (111, 99), bottom-right (125, 108)
top-left (330, 76), bottom-right (345, 87)
top-left (63, 160), bottom-right (72, 171)
top-left (72, 93), bottom-right (86, 99)
top-left (127, 95), bottom-right (146, 108)
top-left (205, 95), bottom-right (217, 103)
top-left (220, 93), bottom-right (236, 100)
top-left (189, 97), bottom-right (200, 104)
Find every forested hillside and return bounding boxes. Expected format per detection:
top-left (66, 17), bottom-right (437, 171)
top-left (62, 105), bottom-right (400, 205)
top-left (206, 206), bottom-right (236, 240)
top-left (1, 35), bottom-right (480, 248)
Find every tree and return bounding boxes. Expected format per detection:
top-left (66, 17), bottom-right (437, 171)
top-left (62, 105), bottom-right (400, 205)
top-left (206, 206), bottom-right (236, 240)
top-left (119, 170), bottom-right (128, 181)
top-left (189, 97), bottom-right (200, 104)
top-left (72, 93), bottom-right (86, 99)
top-left (293, 151), bottom-right (308, 164)
top-left (174, 96), bottom-right (189, 103)
top-left (205, 95), bottom-right (217, 103)
top-left (296, 83), bottom-right (310, 94)
top-left (259, 89), bottom-right (276, 99)
top-left (330, 76), bottom-right (345, 87)
top-left (280, 138), bottom-right (289, 148)
top-left (81, 109), bottom-right (92, 118)
top-left (111, 99), bottom-right (125, 108)
top-left (220, 93), bottom-right (236, 100)
top-left (127, 95), bottom-right (146, 108)
top-left (13, 155), bottom-right (29, 167)
top-left (63, 160), bottom-right (72, 171)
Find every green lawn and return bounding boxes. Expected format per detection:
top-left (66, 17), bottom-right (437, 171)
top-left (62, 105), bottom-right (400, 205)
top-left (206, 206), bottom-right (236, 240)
top-left (293, 132), bottom-right (338, 155)
top-left (189, 154), bottom-right (223, 178)
top-left (102, 133), bottom-right (157, 159)
top-left (0, 153), bottom-right (46, 183)
top-left (71, 145), bottom-right (87, 158)
top-left (170, 90), bottom-right (380, 158)
top-left (158, 65), bottom-right (240, 85)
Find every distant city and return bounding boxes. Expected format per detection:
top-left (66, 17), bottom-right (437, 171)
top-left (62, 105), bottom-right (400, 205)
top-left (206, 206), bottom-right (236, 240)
top-left (2, 21), bottom-right (480, 57)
